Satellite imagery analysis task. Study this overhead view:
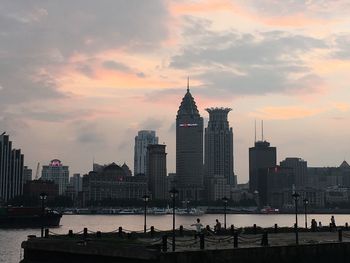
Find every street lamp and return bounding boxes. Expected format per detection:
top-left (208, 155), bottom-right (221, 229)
top-left (292, 192), bottom-right (300, 245)
top-left (222, 196), bottom-right (228, 229)
top-left (303, 198), bottom-right (309, 229)
top-left (142, 194), bottom-right (150, 233)
top-left (39, 192), bottom-right (48, 238)
top-left (169, 188), bottom-right (179, 252)
top-left (183, 200), bottom-right (190, 213)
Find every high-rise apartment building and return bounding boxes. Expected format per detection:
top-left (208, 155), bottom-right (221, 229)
top-left (147, 144), bottom-right (167, 200)
top-left (204, 108), bottom-right (234, 201)
top-left (176, 84), bottom-right (204, 200)
top-left (41, 159), bottom-right (69, 195)
top-left (0, 133), bottom-right (24, 202)
top-left (249, 140), bottom-right (276, 193)
top-left (134, 130), bottom-right (158, 175)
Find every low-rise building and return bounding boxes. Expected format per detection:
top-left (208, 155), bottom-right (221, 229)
top-left (83, 163), bottom-right (147, 202)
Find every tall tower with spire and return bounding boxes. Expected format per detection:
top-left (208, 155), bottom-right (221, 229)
top-left (176, 80), bottom-right (204, 201)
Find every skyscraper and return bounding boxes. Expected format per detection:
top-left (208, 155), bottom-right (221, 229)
top-left (0, 133), bottom-right (24, 202)
top-left (176, 82), bottom-right (204, 200)
top-left (41, 159), bottom-right (69, 195)
top-left (249, 141), bottom-right (277, 193)
top-left (204, 108), bottom-right (234, 201)
top-left (147, 144), bottom-right (167, 200)
top-left (134, 130), bottom-right (158, 175)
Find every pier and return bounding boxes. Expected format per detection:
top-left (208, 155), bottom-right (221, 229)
top-left (21, 225), bottom-right (350, 263)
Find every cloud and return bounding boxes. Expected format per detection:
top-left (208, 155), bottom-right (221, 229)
top-left (73, 121), bottom-right (104, 144)
top-left (0, 1), bottom-right (169, 96)
top-left (102, 60), bottom-right (131, 72)
top-left (252, 106), bottom-right (325, 120)
top-left (330, 34), bottom-right (350, 60)
top-left (139, 117), bottom-right (164, 130)
top-left (169, 17), bottom-right (327, 98)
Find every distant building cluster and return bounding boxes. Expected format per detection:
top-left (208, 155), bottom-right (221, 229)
top-left (2, 81), bottom-right (350, 209)
top-left (0, 133), bottom-right (24, 202)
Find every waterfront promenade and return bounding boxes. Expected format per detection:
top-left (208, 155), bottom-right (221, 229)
top-left (21, 225), bottom-right (350, 263)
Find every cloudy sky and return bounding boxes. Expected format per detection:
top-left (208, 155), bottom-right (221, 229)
top-left (1, 0), bottom-right (350, 183)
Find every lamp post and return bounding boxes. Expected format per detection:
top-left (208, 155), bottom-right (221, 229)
top-left (303, 198), bottom-right (309, 229)
top-left (39, 192), bottom-right (48, 238)
top-left (292, 192), bottom-right (300, 245)
top-left (185, 200), bottom-right (190, 213)
top-left (169, 188), bottom-right (179, 252)
top-left (142, 194), bottom-right (150, 233)
top-left (222, 196), bottom-right (228, 229)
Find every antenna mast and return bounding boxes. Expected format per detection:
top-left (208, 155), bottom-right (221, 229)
top-left (261, 120), bottom-right (264, 141)
top-left (254, 119), bottom-right (257, 143)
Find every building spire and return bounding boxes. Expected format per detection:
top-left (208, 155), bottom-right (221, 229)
top-left (187, 76), bottom-right (190, 92)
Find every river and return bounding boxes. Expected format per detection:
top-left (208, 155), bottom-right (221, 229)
top-left (1, 213), bottom-right (350, 263)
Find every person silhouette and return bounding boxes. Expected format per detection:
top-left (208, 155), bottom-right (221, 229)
top-left (214, 219), bottom-right (222, 234)
top-left (191, 218), bottom-right (203, 238)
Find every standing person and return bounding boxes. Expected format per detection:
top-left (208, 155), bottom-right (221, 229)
top-left (214, 219), bottom-right (222, 234)
top-left (331, 215), bottom-right (336, 230)
top-left (191, 218), bottom-right (203, 238)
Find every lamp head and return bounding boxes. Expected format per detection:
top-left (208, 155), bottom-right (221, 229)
top-left (142, 194), bottom-right (150, 202)
top-left (169, 188), bottom-right (179, 198)
top-left (39, 192), bottom-right (47, 200)
top-left (292, 192), bottom-right (300, 200)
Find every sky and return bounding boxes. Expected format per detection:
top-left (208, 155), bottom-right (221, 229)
top-left (1, 0), bottom-right (350, 183)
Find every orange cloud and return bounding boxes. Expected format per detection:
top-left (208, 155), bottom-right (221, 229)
top-left (333, 102), bottom-right (350, 112)
top-left (170, 0), bottom-right (236, 15)
top-left (252, 106), bottom-right (325, 120)
top-left (170, 0), bottom-right (331, 28)
top-left (262, 13), bottom-right (327, 27)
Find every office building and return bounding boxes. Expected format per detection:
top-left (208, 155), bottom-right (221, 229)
top-left (23, 166), bottom-right (32, 183)
top-left (147, 144), bottom-right (167, 200)
top-left (204, 107), bottom-right (234, 201)
top-left (280, 157), bottom-right (307, 189)
top-left (0, 133), bottom-right (24, 202)
top-left (41, 159), bottom-right (69, 195)
top-left (70, 173), bottom-right (82, 193)
top-left (83, 162), bottom-right (147, 202)
top-left (134, 130), bottom-right (158, 175)
top-left (249, 140), bottom-right (276, 193)
top-left (176, 83), bottom-right (204, 200)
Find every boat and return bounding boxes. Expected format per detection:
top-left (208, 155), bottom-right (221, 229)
top-left (118, 208), bottom-right (142, 215)
top-left (176, 208), bottom-right (205, 216)
top-left (0, 206), bottom-right (62, 228)
top-left (260, 206), bottom-right (279, 214)
top-left (151, 208), bottom-right (167, 215)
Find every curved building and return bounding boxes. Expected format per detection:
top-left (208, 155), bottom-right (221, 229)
top-left (176, 84), bottom-right (204, 201)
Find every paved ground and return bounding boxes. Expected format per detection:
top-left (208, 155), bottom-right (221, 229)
top-left (141, 231), bottom-right (350, 251)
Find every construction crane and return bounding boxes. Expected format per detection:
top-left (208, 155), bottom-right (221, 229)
top-left (35, 162), bottom-right (40, 180)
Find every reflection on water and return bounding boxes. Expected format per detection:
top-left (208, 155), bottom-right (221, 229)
top-left (1, 214), bottom-right (349, 263)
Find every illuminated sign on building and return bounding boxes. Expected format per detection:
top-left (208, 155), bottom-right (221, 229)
top-left (50, 159), bottom-right (62, 167)
top-left (179, 123), bottom-right (198, 127)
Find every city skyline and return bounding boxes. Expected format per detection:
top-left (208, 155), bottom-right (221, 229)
top-left (1, 1), bottom-right (350, 183)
